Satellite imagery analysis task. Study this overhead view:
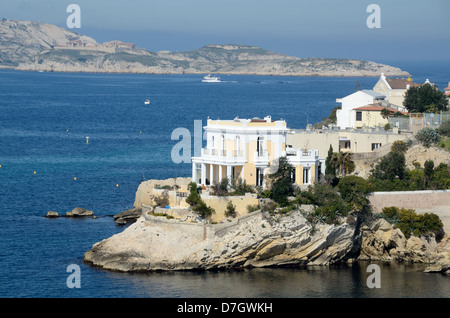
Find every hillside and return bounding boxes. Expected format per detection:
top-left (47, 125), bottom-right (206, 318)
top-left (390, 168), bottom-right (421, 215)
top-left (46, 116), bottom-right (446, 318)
top-left (0, 19), bottom-right (410, 77)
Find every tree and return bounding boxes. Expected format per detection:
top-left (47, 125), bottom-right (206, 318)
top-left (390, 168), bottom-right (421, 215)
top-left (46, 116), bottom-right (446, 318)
top-left (403, 83), bottom-right (448, 113)
top-left (330, 152), bottom-right (355, 178)
top-left (338, 176), bottom-right (372, 211)
top-left (424, 160), bottom-right (434, 186)
top-left (325, 145), bottom-right (336, 183)
top-left (371, 151), bottom-right (406, 181)
top-left (268, 156), bottom-right (295, 206)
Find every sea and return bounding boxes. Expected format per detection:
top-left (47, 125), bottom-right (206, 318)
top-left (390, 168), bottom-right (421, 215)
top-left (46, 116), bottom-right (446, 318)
top-left (0, 60), bottom-right (449, 299)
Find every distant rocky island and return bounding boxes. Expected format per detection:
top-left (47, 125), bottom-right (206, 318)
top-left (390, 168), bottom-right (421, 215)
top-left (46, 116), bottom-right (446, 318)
top-left (0, 19), bottom-right (410, 77)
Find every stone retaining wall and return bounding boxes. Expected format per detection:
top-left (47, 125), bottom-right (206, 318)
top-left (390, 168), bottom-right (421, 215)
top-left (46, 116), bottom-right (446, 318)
top-left (368, 190), bottom-right (450, 231)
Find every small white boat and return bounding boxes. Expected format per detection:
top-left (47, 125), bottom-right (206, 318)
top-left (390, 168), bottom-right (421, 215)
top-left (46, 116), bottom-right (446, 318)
top-left (202, 74), bottom-right (221, 83)
top-left (144, 99), bottom-right (150, 105)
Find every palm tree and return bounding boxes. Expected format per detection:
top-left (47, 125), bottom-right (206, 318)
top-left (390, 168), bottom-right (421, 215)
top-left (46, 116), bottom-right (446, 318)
top-left (330, 152), bottom-right (355, 178)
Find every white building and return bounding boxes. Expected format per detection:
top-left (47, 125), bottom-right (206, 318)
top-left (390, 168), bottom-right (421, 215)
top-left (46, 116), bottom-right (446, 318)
top-left (336, 90), bottom-right (386, 129)
top-left (191, 116), bottom-right (323, 188)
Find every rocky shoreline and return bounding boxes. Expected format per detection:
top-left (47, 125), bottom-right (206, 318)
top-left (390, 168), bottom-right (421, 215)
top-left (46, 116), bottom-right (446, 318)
top-left (83, 205), bottom-right (450, 274)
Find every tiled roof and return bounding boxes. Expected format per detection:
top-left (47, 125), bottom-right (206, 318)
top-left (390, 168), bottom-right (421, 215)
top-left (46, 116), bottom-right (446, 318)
top-left (386, 78), bottom-right (421, 89)
top-left (353, 105), bottom-right (408, 114)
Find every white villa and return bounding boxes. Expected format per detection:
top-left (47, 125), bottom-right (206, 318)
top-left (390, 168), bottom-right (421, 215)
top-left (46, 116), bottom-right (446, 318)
top-left (191, 116), bottom-right (323, 189)
top-left (336, 89), bottom-right (387, 129)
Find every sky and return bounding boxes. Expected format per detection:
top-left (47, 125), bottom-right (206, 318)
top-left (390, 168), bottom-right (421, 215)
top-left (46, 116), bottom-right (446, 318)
top-left (1, 0), bottom-right (450, 62)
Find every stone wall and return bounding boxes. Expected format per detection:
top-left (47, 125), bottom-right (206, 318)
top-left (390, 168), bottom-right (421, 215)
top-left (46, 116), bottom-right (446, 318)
top-left (368, 190), bottom-right (450, 231)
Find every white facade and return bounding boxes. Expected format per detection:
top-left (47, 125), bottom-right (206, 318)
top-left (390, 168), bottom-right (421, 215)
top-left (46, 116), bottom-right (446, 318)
top-left (336, 90), bottom-right (385, 129)
top-left (192, 116), bottom-right (323, 188)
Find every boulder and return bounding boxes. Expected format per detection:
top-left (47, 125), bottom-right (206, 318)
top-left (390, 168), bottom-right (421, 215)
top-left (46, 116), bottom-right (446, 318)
top-left (66, 207), bottom-right (94, 218)
top-left (46, 211), bottom-right (59, 218)
top-left (113, 208), bottom-right (142, 224)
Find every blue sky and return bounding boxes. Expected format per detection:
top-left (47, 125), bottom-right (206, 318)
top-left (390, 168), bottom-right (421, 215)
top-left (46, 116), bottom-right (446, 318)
top-left (1, 0), bottom-right (450, 62)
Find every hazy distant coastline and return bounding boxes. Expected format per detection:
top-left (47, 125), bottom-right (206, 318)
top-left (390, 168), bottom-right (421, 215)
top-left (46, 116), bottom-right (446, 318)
top-left (0, 19), bottom-right (410, 77)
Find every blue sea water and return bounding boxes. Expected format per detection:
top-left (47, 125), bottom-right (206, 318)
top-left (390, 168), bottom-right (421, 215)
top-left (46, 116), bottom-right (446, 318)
top-left (0, 63), bottom-right (449, 298)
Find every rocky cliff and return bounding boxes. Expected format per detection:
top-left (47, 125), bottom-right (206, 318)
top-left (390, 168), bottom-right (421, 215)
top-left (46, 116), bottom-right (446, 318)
top-left (84, 210), bottom-right (359, 272)
top-left (84, 206), bottom-right (450, 273)
top-left (1, 19), bottom-right (409, 77)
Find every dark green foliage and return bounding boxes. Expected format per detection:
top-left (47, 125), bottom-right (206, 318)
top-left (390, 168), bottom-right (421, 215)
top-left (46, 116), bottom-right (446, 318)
top-left (338, 176), bottom-right (371, 210)
top-left (381, 207), bottom-right (444, 240)
top-left (325, 145), bottom-right (336, 183)
top-left (391, 140), bottom-right (408, 153)
top-left (403, 83), bottom-right (448, 113)
top-left (268, 157), bottom-right (295, 206)
top-left (229, 177), bottom-right (254, 195)
top-left (212, 177), bottom-right (229, 196)
top-left (437, 120), bottom-right (450, 137)
top-left (297, 183), bottom-right (351, 224)
top-left (371, 151), bottom-right (406, 181)
top-left (225, 201), bottom-right (237, 218)
top-left (186, 182), bottom-right (215, 218)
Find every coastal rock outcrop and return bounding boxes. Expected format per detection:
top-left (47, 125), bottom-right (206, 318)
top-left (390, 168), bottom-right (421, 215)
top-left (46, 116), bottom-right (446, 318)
top-left (113, 208), bottom-right (143, 225)
top-left (66, 207), bottom-right (94, 218)
top-left (84, 211), bottom-right (358, 272)
top-left (358, 218), bottom-right (450, 274)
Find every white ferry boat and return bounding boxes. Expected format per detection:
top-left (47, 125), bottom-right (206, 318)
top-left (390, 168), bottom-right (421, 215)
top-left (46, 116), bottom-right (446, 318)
top-left (202, 74), bottom-right (221, 83)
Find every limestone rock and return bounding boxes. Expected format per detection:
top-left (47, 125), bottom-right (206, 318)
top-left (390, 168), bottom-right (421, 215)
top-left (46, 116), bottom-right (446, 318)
top-left (46, 211), bottom-right (59, 218)
top-left (66, 207), bottom-right (94, 218)
top-left (113, 208), bottom-right (142, 225)
top-left (84, 211), bottom-right (358, 272)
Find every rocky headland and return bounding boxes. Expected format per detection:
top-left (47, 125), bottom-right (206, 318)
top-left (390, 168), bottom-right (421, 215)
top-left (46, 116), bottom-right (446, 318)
top-left (1, 19), bottom-right (410, 77)
top-left (83, 184), bottom-right (450, 274)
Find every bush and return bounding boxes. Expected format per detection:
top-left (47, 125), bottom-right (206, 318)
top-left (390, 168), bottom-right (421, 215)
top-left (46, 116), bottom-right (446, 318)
top-left (391, 140), bottom-right (408, 153)
top-left (186, 182), bottom-right (215, 219)
top-left (437, 119), bottom-right (450, 137)
top-left (338, 175), bottom-right (371, 210)
top-left (297, 184), bottom-right (351, 224)
top-left (381, 206), bottom-right (443, 240)
top-left (225, 201), bottom-right (237, 218)
top-left (229, 177), bottom-right (254, 195)
top-left (416, 127), bottom-right (441, 148)
top-left (371, 151), bottom-right (406, 181)
top-left (247, 204), bottom-right (260, 213)
top-left (152, 190), bottom-right (170, 207)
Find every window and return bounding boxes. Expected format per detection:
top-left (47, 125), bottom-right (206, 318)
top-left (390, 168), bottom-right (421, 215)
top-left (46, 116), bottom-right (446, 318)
top-left (371, 143), bottom-right (382, 150)
top-left (303, 168), bottom-right (310, 184)
top-left (356, 111), bottom-right (362, 121)
top-left (257, 137), bottom-right (264, 156)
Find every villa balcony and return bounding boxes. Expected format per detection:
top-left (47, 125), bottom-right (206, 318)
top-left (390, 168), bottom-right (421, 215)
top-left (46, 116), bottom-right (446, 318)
top-left (254, 150), bottom-right (269, 166)
top-left (200, 148), bottom-right (246, 164)
top-left (284, 148), bottom-right (319, 161)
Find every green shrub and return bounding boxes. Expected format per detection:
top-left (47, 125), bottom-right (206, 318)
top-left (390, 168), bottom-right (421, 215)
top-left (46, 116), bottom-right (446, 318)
top-left (437, 119), bottom-right (450, 137)
top-left (297, 184), bottom-right (351, 224)
top-left (391, 140), bottom-right (408, 153)
top-left (381, 206), bottom-right (443, 240)
top-left (225, 201), bottom-right (237, 218)
top-left (416, 127), bottom-right (441, 148)
top-left (338, 175), bottom-right (372, 210)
